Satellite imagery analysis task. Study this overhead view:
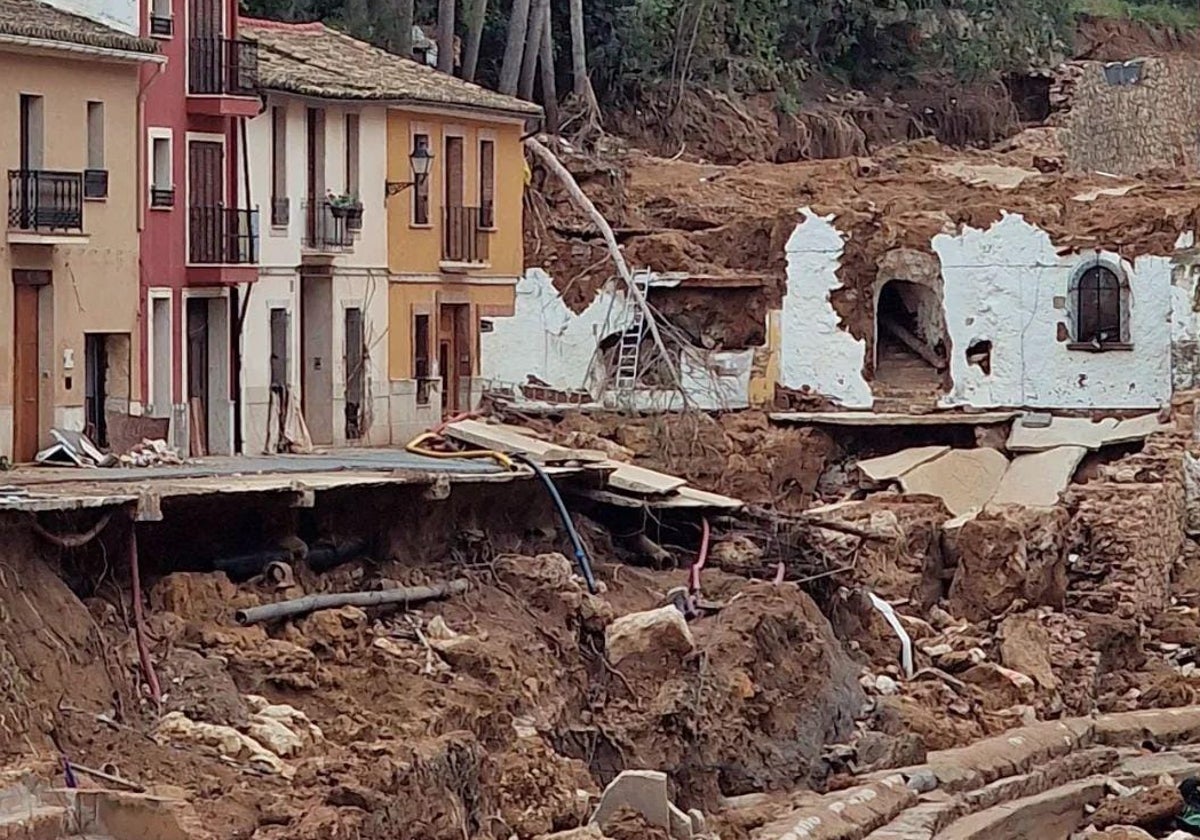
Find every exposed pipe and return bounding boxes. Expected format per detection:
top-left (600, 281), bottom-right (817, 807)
top-left (127, 520), bottom-right (162, 704)
top-left (29, 511), bottom-right (113, 548)
top-left (510, 452), bottom-right (597, 594)
top-left (688, 516), bottom-right (709, 596)
top-left (235, 578), bottom-right (468, 625)
top-left (232, 116), bottom-right (255, 454)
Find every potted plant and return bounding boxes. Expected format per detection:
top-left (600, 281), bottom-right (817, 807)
top-left (327, 191), bottom-right (361, 225)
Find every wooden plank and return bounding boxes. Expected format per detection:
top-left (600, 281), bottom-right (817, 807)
top-left (443, 419), bottom-right (606, 463)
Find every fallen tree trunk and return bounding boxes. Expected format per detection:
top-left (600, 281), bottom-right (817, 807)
top-left (523, 137), bottom-right (686, 399)
top-left (235, 579), bottom-right (469, 625)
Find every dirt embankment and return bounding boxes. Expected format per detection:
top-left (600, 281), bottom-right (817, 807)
top-left (0, 510), bottom-right (867, 839)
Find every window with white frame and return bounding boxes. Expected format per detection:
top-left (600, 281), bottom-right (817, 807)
top-left (150, 131), bottom-right (173, 208)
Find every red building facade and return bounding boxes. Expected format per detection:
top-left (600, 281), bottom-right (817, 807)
top-left (138, 0), bottom-right (259, 455)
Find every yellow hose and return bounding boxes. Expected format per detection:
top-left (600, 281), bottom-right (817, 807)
top-left (405, 432), bottom-right (516, 471)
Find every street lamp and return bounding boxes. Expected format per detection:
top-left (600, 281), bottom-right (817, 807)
top-left (385, 145), bottom-right (435, 197)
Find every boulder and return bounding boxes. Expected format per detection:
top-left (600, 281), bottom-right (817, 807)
top-left (605, 607), bottom-right (695, 666)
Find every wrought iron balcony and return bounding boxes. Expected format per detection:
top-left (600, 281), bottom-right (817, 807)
top-left (150, 187), bottom-right (175, 208)
top-left (7, 169), bottom-right (84, 232)
top-left (188, 37), bottom-right (258, 96)
top-left (442, 205), bottom-right (490, 264)
top-left (189, 205), bottom-right (258, 264)
top-left (150, 13), bottom-right (172, 35)
top-left (303, 200), bottom-right (355, 251)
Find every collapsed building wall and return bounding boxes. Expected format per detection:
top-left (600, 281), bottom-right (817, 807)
top-left (1050, 57), bottom-right (1200, 176)
top-left (481, 269), bottom-right (756, 409)
top-left (781, 210), bottom-right (1197, 410)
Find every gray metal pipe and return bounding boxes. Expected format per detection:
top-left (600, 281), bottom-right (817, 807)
top-left (234, 579), bottom-right (469, 625)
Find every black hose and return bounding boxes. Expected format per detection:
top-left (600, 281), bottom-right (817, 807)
top-left (512, 452), bottom-right (598, 594)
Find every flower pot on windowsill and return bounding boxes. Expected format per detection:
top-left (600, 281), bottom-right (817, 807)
top-left (346, 204), bottom-right (363, 230)
top-left (330, 204), bottom-right (349, 220)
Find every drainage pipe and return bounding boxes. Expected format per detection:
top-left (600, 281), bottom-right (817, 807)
top-left (235, 578), bottom-right (468, 625)
top-left (511, 452), bottom-right (597, 594)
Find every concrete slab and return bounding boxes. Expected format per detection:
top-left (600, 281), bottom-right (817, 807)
top-left (770, 411), bottom-right (1019, 427)
top-left (858, 447), bottom-right (951, 482)
top-left (443, 419), bottom-right (607, 463)
top-left (898, 449), bottom-right (1009, 516)
top-left (607, 462), bottom-right (688, 496)
top-left (990, 446), bottom-right (1088, 508)
top-left (1006, 413), bottom-right (1166, 453)
top-left (591, 770), bottom-right (671, 831)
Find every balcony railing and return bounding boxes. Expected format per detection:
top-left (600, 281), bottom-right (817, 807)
top-left (189, 206), bottom-right (258, 264)
top-left (188, 37), bottom-right (258, 96)
top-left (304, 201), bottom-right (354, 251)
top-left (150, 187), bottom-right (175, 208)
top-left (7, 169), bottom-right (83, 232)
top-left (150, 13), bottom-right (172, 35)
top-left (442, 205), bottom-right (490, 264)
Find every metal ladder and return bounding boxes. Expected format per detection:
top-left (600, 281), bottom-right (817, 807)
top-left (613, 270), bottom-right (652, 394)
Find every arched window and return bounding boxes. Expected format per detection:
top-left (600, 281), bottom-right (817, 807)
top-left (1074, 264), bottom-right (1123, 345)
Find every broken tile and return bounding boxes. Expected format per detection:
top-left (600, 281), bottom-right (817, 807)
top-left (990, 446), bottom-right (1088, 508)
top-left (898, 448), bottom-right (1009, 516)
top-left (858, 446), bottom-right (951, 482)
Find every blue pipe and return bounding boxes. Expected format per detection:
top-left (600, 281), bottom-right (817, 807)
top-left (512, 452), bottom-right (598, 594)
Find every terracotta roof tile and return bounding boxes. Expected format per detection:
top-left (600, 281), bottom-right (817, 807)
top-left (240, 18), bottom-right (541, 118)
top-left (0, 0), bottom-right (159, 55)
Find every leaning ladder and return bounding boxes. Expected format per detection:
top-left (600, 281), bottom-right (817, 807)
top-left (613, 270), bottom-right (652, 395)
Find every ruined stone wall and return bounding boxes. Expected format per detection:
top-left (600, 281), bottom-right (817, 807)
top-left (781, 212), bottom-right (1178, 410)
top-left (1051, 57), bottom-right (1200, 176)
top-left (1064, 433), bottom-right (1187, 620)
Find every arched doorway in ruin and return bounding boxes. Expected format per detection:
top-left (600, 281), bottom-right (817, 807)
top-left (872, 278), bottom-right (948, 409)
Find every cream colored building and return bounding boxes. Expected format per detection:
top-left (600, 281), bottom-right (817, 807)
top-left (0, 0), bottom-right (160, 461)
top-left (238, 19), bottom-right (538, 449)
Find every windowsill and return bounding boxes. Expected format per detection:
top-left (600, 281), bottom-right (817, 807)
top-left (84, 196), bottom-right (107, 203)
top-left (1067, 342), bottom-right (1134, 352)
top-left (409, 222), bottom-right (433, 230)
top-left (150, 31), bottom-right (173, 40)
top-left (149, 205), bottom-right (173, 212)
top-left (270, 226), bottom-right (290, 236)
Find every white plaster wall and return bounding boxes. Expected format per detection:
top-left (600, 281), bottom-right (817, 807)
top-left (331, 270), bottom-right (391, 447)
top-left (782, 210), bottom-right (1184, 410)
top-left (44, 0), bottom-right (137, 34)
top-left (243, 96), bottom-right (391, 449)
top-left (245, 96), bottom-right (388, 271)
top-left (240, 272), bottom-right (300, 454)
top-left (482, 269), bottom-right (753, 407)
top-left (934, 213), bottom-right (1172, 410)
top-left (779, 210), bottom-right (873, 407)
top-left (482, 268), bottom-right (625, 391)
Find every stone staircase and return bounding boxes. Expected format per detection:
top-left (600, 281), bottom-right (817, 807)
top-left (746, 707), bottom-right (1200, 840)
top-left (872, 345), bottom-right (944, 414)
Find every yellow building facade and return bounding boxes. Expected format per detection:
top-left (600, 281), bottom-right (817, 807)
top-left (386, 106), bottom-right (537, 427)
top-left (0, 9), bottom-right (160, 461)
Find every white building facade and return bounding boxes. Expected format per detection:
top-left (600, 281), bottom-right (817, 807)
top-left (781, 210), bottom-right (1200, 411)
top-left (240, 95), bottom-right (391, 452)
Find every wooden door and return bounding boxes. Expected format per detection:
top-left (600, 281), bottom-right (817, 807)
top-left (187, 298), bottom-right (210, 454)
top-left (189, 141), bottom-right (224, 262)
top-left (13, 283), bottom-right (40, 462)
top-left (190, 0), bottom-right (221, 38)
top-left (438, 303), bottom-right (471, 414)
